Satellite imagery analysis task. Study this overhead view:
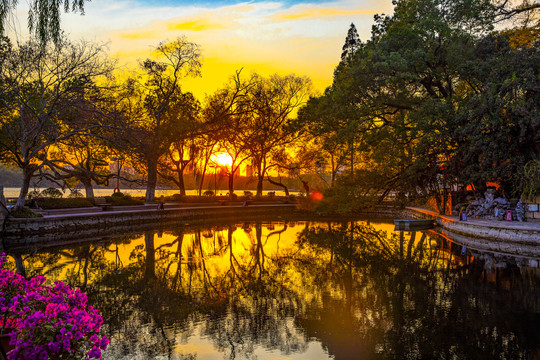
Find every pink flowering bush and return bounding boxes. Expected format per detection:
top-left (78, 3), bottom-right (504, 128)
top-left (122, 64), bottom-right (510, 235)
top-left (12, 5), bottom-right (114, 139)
top-left (0, 254), bottom-right (109, 359)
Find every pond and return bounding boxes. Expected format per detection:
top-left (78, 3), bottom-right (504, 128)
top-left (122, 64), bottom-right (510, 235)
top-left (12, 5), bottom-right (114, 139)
top-left (4, 219), bottom-right (540, 360)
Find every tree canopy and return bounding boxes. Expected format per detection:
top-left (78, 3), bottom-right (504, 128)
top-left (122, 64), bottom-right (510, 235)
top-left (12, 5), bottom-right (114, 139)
top-left (299, 0), bottom-right (539, 212)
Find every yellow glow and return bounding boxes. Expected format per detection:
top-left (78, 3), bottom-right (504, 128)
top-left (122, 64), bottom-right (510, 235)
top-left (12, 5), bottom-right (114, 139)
top-left (103, 2), bottom-right (366, 99)
top-left (211, 152), bottom-right (233, 167)
top-left (37, 0), bottom-right (396, 100)
top-left (167, 19), bottom-right (226, 32)
top-left (274, 7), bottom-right (376, 21)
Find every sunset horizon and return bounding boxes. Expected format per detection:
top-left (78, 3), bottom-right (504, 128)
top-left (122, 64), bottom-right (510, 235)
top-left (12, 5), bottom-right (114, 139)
top-left (6, 0), bottom-right (394, 98)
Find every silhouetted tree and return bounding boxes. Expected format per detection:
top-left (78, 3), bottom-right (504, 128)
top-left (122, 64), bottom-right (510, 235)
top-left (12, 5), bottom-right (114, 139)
top-left (117, 37), bottom-right (201, 203)
top-left (203, 70), bottom-right (257, 198)
top-left (340, 23), bottom-right (360, 62)
top-left (0, 37), bottom-right (113, 209)
top-left (245, 73), bottom-right (312, 197)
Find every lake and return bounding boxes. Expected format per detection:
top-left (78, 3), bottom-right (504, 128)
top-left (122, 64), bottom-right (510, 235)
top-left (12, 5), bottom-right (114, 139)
top-left (4, 220), bottom-right (539, 359)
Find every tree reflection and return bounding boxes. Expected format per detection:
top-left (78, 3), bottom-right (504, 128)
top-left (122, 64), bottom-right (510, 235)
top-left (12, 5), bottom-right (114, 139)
top-left (294, 222), bottom-right (540, 359)
top-left (5, 220), bottom-right (539, 360)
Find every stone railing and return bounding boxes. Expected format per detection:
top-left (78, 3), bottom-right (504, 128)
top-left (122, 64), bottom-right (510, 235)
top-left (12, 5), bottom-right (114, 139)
top-left (2, 204), bottom-right (298, 248)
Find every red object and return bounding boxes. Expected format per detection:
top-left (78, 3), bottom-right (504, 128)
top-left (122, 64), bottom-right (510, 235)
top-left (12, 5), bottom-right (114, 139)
top-left (465, 182), bottom-right (500, 191)
top-left (505, 210), bottom-right (512, 221)
top-left (310, 191), bottom-right (323, 200)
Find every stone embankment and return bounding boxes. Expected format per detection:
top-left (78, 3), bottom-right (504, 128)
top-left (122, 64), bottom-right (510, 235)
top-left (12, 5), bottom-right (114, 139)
top-left (2, 203), bottom-right (539, 256)
top-left (405, 207), bottom-right (540, 257)
top-left (2, 204), bottom-right (298, 248)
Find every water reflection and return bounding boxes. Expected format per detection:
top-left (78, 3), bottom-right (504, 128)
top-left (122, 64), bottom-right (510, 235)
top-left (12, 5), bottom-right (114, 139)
top-left (5, 220), bottom-right (540, 360)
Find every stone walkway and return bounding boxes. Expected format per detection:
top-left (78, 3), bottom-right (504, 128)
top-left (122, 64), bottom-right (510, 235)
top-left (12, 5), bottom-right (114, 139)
top-left (34, 203), bottom-right (296, 219)
top-left (408, 207), bottom-right (540, 244)
top-left (408, 207), bottom-right (540, 230)
top-left (36, 204), bottom-right (540, 231)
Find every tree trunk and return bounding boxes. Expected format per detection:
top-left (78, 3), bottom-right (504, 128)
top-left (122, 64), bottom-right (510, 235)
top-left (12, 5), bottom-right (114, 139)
top-left (198, 160), bottom-right (208, 196)
top-left (82, 179), bottom-right (94, 198)
top-left (228, 225), bottom-right (236, 279)
top-left (331, 154), bottom-right (337, 187)
top-left (198, 172), bottom-right (205, 196)
top-left (266, 176), bottom-right (289, 196)
top-left (15, 166), bottom-right (33, 209)
top-left (198, 166), bottom-right (207, 196)
top-left (146, 157), bottom-right (158, 203)
top-left (177, 169), bottom-right (186, 196)
top-left (145, 231), bottom-right (156, 280)
top-left (255, 222), bottom-right (264, 276)
top-left (172, 232), bottom-right (184, 291)
top-left (256, 175), bottom-right (264, 198)
top-left (350, 140), bottom-right (354, 178)
top-left (228, 171), bottom-right (235, 198)
top-left (14, 254), bottom-right (26, 277)
top-left (256, 159), bottom-right (263, 198)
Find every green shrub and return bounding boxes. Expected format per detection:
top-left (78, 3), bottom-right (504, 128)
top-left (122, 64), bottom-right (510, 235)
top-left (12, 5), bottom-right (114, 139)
top-left (170, 193), bottom-right (183, 201)
top-left (104, 193), bottom-right (144, 206)
top-left (68, 190), bottom-right (84, 198)
top-left (515, 160), bottom-right (540, 201)
top-left (314, 177), bottom-right (378, 215)
top-left (296, 196), bottom-right (317, 212)
top-left (26, 190), bottom-right (41, 200)
top-left (10, 207), bottom-right (43, 218)
top-left (41, 187), bottom-right (64, 198)
top-left (27, 198), bottom-right (94, 209)
top-left (203, 190), bottom-right (214, 196)
top-left (243, 191), bottom-right (253, 197)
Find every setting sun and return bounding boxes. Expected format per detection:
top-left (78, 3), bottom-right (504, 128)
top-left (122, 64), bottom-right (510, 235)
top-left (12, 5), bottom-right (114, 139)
top-left (211, 152), bottom-right (233, 167)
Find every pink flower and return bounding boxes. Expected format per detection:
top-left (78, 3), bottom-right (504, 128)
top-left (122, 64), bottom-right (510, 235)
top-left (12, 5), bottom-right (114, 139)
top-left (0, 254), bottom-right (108, 360)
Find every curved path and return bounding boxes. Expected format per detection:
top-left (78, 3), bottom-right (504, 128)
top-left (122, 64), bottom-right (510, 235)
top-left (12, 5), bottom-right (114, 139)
top-left (2, 203), bottom-right (298, 248)
top-left (3, 203), bottom-right (539, 256)
top-left (406, 207), bottom-right (540, 257)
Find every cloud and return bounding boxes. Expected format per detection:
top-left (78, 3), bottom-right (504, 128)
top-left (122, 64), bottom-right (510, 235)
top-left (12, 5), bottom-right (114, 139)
top-left (274, 7), bottom-right (377, 21)
top-left (45, 0), bottom-right (395, 98)
top-left (168, 19), bottom-right (226, 32)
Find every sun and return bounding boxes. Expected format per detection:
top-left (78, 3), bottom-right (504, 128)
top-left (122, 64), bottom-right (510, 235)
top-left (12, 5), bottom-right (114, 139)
top-left (211, 152), bottom-right (233, 167)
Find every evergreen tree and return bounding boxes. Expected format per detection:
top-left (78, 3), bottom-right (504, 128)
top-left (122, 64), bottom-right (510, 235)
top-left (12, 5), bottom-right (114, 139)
top-left (340, 23), bottom-right (360, 62)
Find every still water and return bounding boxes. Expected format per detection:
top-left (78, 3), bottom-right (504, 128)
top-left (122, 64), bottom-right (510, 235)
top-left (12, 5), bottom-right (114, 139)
top-left (4, 220), bottom-right (540, 359)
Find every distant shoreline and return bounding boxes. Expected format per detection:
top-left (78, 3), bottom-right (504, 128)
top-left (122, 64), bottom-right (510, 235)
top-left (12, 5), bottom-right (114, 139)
top-left (2, 187), bottom-right (300, 199)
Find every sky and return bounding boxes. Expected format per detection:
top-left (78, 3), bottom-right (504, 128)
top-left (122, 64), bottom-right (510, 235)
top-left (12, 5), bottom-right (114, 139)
top-left (10, 0), bottom-right (395, 99)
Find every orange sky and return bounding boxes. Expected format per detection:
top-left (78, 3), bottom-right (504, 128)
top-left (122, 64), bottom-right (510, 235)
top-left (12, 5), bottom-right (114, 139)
top-left (9, 0), bottom-right (394, 99)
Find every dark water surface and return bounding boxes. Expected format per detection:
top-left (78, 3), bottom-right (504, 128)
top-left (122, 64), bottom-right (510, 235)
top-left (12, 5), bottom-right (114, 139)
top-left (5, 220), bottom-right (540, 359)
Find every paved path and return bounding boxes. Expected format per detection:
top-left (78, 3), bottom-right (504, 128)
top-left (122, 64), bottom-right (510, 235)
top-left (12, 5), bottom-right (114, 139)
top-left (36, 204), bottom-right (540, 230)
top-left (408, 207), bottom-right (540, 230)
top-left (35, 203), bottom-right (296, 219)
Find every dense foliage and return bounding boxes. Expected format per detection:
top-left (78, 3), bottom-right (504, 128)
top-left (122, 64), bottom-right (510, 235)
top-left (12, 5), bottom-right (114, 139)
top-left (298, 0), bottom-right (539, 212)
top-left (0, 0), bottom-right (537, 212)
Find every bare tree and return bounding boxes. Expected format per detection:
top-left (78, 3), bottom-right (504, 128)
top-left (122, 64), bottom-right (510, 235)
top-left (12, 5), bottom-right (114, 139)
top-left (158, 134), bottom-right (199, 196)
top-left (245, 73), bottom-right (312, 197)
top-left (203, 70), bottom-right (257, 198)
top-left (118, 37), bottom-right (201, 203)
top-left (192, 132), bottom-right (219, 196)
top-left (46, 134), bottom-right (114, 197)
top-left (0, 37), bottom-right (114, 209)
